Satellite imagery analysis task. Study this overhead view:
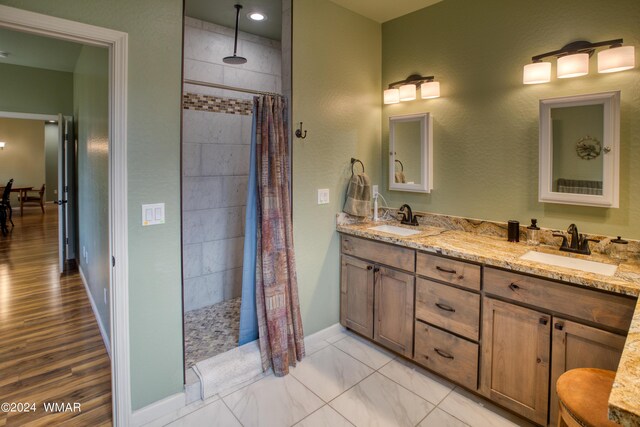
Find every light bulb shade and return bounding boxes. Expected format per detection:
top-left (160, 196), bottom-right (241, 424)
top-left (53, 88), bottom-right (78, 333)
top-left (557, 53), bottom-right (589, 78)
top-left (384, 88), bottom-right (400, 104)
top-left (420, 81), bottom-right (440, 98)
top-left (0, 141), bottom-right (5, 149)
top-left (598, 45), bottom-right (635, 73)
top-left (399, 84), bottom-right (416, 101)
top-left (523, 62), bottom-right (551, 84)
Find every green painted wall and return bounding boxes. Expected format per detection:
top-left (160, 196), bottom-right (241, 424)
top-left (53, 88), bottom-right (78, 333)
top-left (0, 63), bottom-right (73, 115)
top-left (381, 0), bottom-right (640, 238)
top-left (74, 45), bottom-right (110, 339)
top-left (0, 0), bottom-right (184, 409)
top-left (292, 0), bottom-right (381, 334)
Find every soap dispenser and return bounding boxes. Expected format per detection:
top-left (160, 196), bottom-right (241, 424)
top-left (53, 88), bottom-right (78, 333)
top-left (526, 219), bottom-right (540, 246)
top-left (610, 236), bottom-right (628, 261)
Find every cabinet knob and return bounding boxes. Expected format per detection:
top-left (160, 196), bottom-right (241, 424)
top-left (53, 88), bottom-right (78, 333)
top-left (508, 283), bottom-right (520, 291)
top-left (539, 318), bottom-right (548, 325)
top-left (537, 357), bottom-right (542, 364)
top-left (366, 265), bottom-right (373, 270)
top-left (554, 323), bottom-right (564, 331)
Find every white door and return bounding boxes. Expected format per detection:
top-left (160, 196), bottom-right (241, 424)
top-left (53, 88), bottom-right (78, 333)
top-left (57, 114), bottom-right (76, 272)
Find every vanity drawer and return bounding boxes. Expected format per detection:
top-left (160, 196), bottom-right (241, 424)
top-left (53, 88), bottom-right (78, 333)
top-left (484, 267), bottom-right (635, 331)
top-left (416, 278), bottom-right (480, 341)
top-left (414, 321), bottom-right (478, 390)
top-left (341, 235), bottom-right (415, 272)
top-left (416, 252), bottom-right (481, 290)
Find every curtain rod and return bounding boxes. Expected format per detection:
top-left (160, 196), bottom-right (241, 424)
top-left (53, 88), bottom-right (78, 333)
top-left (183, 79), bottom-right (281, 97)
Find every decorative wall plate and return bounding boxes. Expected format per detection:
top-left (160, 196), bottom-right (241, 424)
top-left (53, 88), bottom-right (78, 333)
top-left (576, 136), bottom-right (602, 160)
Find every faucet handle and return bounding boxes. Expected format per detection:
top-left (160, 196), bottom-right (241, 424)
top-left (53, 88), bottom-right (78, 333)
top-left (579, 237), bottom-right (599, 255)
top-left (552, 233), bottom-right (569, 249)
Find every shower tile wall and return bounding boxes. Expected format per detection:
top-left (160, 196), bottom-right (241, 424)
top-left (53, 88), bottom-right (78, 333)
top-left (182, 17), bottom-right (282, 312)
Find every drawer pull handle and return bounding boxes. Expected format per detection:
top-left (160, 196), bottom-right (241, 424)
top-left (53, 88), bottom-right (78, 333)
top-left (554, 323), bottom-right (564, 331)
top-left (508, 283), bottom-right (520, 291)
top-left (435, 303), bottom-right (456, 313)
top-left (367, 265), bottom-right (373, 271)
top-left (436, 266), bottom-right (457, 274)
top-left (539, 318), bottom-right (548, 325)
top-left (434, 348), bottom-right (454, 360)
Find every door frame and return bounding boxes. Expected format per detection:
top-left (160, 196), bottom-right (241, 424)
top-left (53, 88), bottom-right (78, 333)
top-left (0, 5), bottom-right (131, 426)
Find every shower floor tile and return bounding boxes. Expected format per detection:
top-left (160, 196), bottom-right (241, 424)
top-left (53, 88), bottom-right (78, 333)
top-left (184, 297), bottom-right (241, 369)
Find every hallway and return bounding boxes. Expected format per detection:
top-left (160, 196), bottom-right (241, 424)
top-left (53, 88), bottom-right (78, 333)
top-left (0, 207), bottom-right (112, 426)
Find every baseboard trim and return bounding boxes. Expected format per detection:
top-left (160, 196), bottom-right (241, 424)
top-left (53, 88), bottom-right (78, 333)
top-left (130, 392), bottom-right (186, 427)
top-left (78, 265), bottom-right (111, 358)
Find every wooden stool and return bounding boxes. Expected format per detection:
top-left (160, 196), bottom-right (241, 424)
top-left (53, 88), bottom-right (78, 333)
top-left (557, 368), bottom-right (619, 427)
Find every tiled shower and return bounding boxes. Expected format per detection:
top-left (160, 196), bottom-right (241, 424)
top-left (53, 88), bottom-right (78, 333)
top-left (181, 12), bottom-right (287, 369)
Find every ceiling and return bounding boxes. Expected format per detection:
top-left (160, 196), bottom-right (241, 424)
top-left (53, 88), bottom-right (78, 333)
top-left (328, 0), bottom-right (443, 23)
top-left (0, 28), bottom-right (83, 73)
top-left (185, 0), bottom-right (282, 41)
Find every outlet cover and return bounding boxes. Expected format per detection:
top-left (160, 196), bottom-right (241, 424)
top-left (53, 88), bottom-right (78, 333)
top-left (317, 189), bottom-right (330, 204)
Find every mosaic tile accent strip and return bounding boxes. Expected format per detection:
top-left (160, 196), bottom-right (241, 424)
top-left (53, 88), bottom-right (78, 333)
top-left (183, 92), bottom-right (253, 115)
top-left (184, 297), bottom-right (241, 369)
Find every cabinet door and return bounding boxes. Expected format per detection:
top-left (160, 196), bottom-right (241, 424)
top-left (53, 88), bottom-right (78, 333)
top-left (374, 266), bottom-right (414, 357)
top-left (481, 298), bottom-right (551, 425)
top-left (340, 255), bottom-right (374, 338)
top-left (549, 318), bottom-right (626, 426)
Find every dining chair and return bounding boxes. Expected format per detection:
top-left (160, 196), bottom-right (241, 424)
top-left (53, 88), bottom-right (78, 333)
top-left (20, 184), bottom-right (46, 214)
top-left (0, 179), bottom-right (14, 228)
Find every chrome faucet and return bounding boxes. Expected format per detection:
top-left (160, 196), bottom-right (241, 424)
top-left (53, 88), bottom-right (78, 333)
top-left (398, 204), bottom-right (421, 226)
top-left (552, 224), bottom-right (599, 255)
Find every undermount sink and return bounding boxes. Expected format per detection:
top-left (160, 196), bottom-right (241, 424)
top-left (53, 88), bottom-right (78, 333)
top-left (519, 251), bottom-right (618, 277)
top-left (368, 224), bottom-right (421, 237)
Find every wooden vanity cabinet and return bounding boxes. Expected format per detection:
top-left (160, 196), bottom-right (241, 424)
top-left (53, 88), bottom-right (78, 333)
top-left (481, 297), bottom-right (551, 426)
top-left (374, 266), bottom-right (414, 357)
top-left (340, 255), bottom-right (375, 338)
top-left (548, 318), bottom-right (626, 426)
top-left (340, 236), bottom-right (415, 357)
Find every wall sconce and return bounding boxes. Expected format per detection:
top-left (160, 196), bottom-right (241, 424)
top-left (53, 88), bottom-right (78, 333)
top-left (384, 74), bottom-right (440, 104)
top-left (0, 142), bottom-right (5, 150)
top-left (523, 39), bottom-right (635, 84)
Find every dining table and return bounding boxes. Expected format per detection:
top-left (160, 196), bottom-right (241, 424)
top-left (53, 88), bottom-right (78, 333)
top-left (0, 185), bottom-right (34, 216)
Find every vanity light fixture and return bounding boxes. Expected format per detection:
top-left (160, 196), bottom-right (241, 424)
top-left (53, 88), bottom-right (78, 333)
top-left (0, 142), bottom-right (5, 150)
top-left (384, 74), bottom-right (440, 104)
top-left (523, 39), bottom-right (635, 84)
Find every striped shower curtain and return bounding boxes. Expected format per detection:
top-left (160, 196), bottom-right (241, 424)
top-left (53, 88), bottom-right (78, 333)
top-left (253, 95), bottom-right (305, 375)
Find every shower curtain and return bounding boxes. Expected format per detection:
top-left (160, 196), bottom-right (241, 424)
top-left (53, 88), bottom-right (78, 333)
top-left (239, 94), bottom-right (305, 375)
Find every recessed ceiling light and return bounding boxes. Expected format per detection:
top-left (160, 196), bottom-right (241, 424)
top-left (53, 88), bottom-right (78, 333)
top-left (0, 51), bottom-right (9, 58)
top-left (248, 12), bottom-right (266, 21)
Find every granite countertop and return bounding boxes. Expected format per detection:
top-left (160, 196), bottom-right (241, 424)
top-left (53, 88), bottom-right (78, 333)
top-left (336, 219), bottom-right (640, 426)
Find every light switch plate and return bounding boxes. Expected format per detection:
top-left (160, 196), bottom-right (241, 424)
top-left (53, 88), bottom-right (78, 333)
top-left (317, 188), bottom-right (330, 204)
top-left (142, 203), bottom-right (165, 226)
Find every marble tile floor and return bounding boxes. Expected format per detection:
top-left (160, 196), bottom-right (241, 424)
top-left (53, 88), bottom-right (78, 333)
top-left (184, 297), bottom-right (241, 369)
top-left (149, 328), bottom-right (535, 427)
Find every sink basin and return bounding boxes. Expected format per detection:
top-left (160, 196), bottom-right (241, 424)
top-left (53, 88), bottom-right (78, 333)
top-left (368, 224), bottom-right (421, 237)
top-left (519, 251), bottom-right (617, 277)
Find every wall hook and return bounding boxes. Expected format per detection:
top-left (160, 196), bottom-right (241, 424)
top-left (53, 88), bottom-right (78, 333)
top-left (295, 122), bottom-right (307, 139)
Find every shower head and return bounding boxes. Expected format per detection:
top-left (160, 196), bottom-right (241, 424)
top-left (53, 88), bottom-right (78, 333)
top-left (224, 4), bottom-right (247, 65)
top-left (223, 55), bottom-right (247, 65)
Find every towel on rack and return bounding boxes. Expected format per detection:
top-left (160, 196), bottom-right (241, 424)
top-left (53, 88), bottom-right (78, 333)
top-left (395, 171), bottom-right (406, 184)
top-left (343, 173), bottom-right (371, 217)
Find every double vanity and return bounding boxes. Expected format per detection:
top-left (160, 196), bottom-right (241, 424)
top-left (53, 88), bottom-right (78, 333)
top-left (337, 215), bottom-right (640, 427)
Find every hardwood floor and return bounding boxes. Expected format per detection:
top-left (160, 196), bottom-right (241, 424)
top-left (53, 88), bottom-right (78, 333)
top-left (0, 206), bottom-right (112, 426)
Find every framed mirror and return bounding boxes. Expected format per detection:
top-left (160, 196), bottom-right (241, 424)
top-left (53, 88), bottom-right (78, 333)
top-left (389, 113), bottom-right (433, 193)
top-left (539, 91), bottom-right (620, 207)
